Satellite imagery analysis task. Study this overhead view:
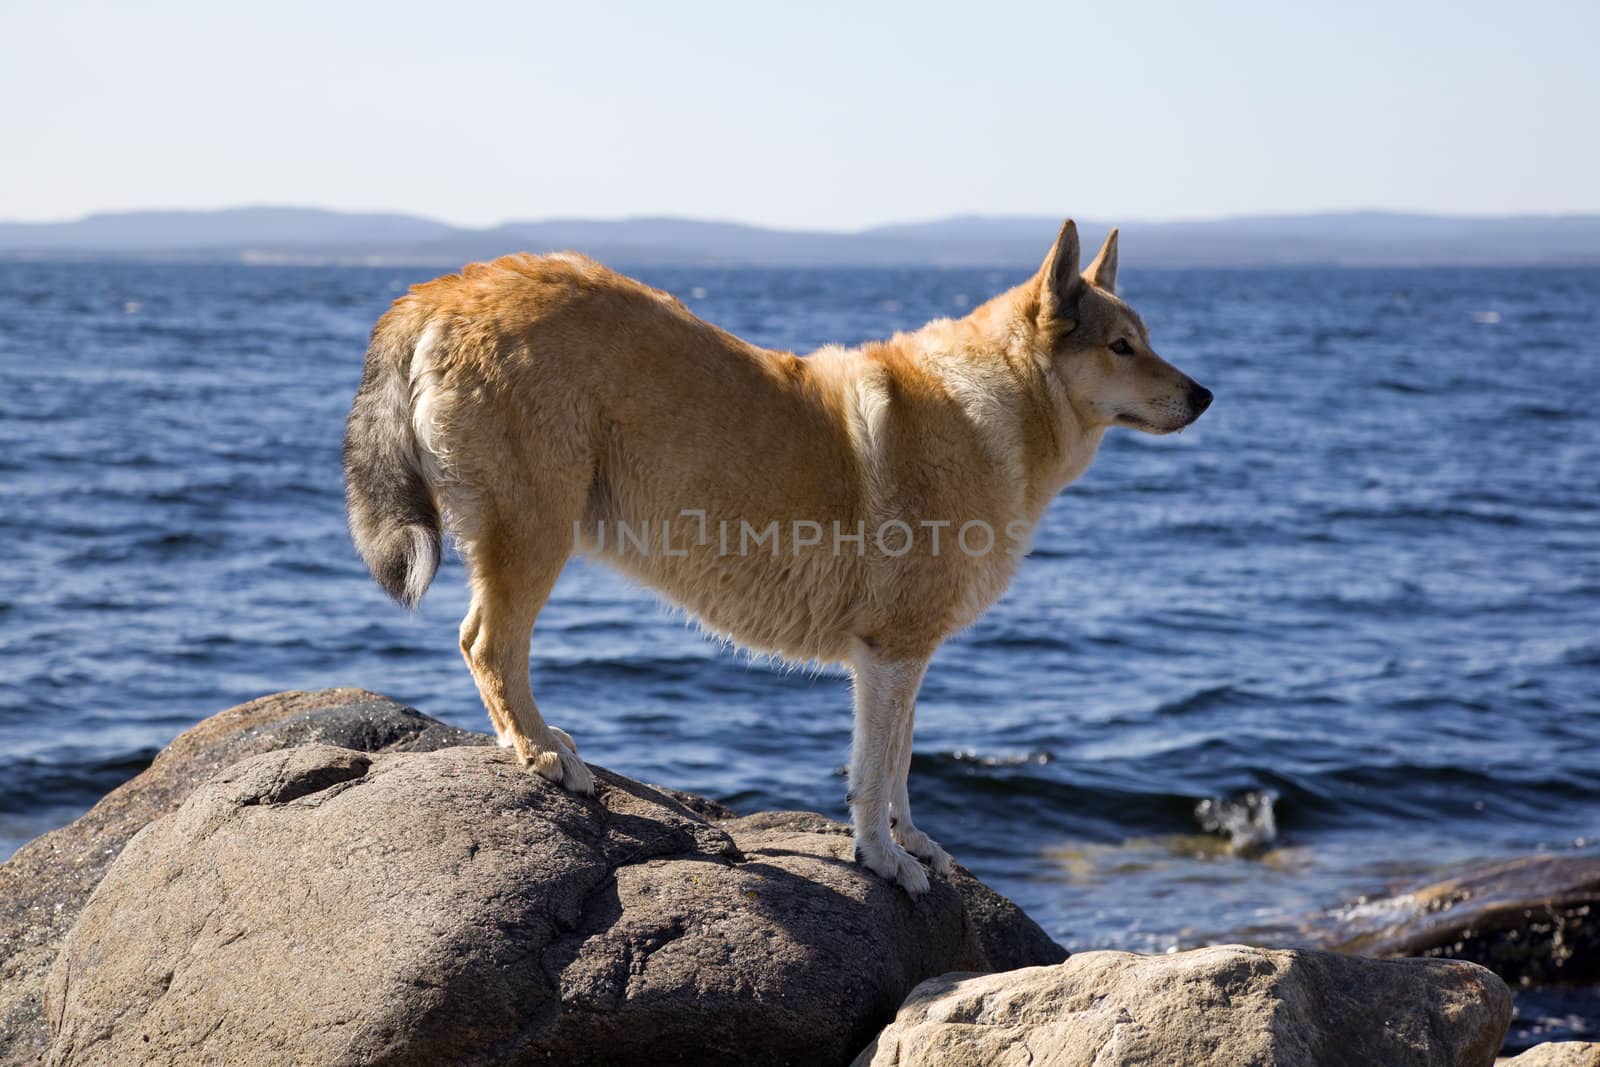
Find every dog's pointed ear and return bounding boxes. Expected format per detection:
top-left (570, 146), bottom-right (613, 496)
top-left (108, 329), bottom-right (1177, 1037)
top-left (1038, 219), bottom-right (1083, 327)
top-left (1086, 227), bottom-right (1118, 293)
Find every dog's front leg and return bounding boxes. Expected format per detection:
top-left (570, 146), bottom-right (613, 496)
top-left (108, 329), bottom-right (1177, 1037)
top-left (889, 704), bottom-right (952, 876)
top-left (848, 645), bottom-right (933, 894)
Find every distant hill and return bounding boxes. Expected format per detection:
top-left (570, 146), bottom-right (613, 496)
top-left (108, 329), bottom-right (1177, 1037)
top-left (2, 206), bottom-right (1598, 268)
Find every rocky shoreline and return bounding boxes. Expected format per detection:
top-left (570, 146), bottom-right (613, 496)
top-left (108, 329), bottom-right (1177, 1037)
top-left (1, 689), bottom-right (1593, 1066)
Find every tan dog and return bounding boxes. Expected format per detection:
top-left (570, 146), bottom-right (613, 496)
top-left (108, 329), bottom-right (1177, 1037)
top-left (344, 220), bottom-right (1210, 892)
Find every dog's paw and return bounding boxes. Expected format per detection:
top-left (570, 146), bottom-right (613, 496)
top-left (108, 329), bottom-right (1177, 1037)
top-left (548, 725), bottom-right (579, 754)
top-left (554, 747), bottom-right (595, 795)
top-left (894, 824), bottom-right (953, 876)
top-left (855, 836), bottom-right (931, 895)
top-left (520, 741), bottom-right (596, 796)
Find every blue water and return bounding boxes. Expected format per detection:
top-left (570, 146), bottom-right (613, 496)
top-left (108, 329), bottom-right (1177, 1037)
top-left (2, 259), bottom-right (1597, 958)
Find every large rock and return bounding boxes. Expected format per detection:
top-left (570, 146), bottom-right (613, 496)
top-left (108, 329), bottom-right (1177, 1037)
top-left (0, 689), bottom-right (484, 1065)
top-left (28, 699), bottom-right (1062, 1066)
top-left (1499, 1044), bottom-right (1600, 1066)
top-left (1313, 855), bottom-right (1600, 984)
top-left (853, 945), bottom-right (1512, 1067)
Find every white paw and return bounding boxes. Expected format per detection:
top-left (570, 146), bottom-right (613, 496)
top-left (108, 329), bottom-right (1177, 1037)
top-left (495, 728), bottom-right (515, 749)
top-left (894, 824), bottom-right (953, 876)
top-left (554, 747), bottom-right (595, 795)
top-left (855, 835), bottom-right (930, 895)
top-left (519, 740), bottom-right (595, 796)
top-left (548, 725), bottom-right (579, 754)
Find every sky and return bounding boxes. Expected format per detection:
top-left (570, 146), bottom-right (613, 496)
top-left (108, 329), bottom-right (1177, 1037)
top-left (3, 1), bottom-right (1597, 230)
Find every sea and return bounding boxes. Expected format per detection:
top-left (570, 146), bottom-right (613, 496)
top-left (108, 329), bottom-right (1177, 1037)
top-left (1, 259), bottom-right (1596, 1016)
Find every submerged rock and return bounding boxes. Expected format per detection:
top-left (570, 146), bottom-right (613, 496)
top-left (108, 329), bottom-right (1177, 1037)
top-left (853, 944), bottom-right (1512, 1067)
top-left (1312, 854), bottom-right (1600, 984)
top-left (3, 690), bottom-right (1062, 1066)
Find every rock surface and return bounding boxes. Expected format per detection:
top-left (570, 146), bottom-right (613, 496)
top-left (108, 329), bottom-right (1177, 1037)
top-left (1499, 1044), bottom-right (1600, 1066)
top-left (853, 944), bottom-right (1512, 1067)
top-left (10, 691), bottom-right (1062, 1066)
top-left (0, 689), bottom-right (484, 1065)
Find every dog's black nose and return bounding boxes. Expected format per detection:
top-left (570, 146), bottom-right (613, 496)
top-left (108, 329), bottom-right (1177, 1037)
top-left (1187, 383), bottom-right (1213, 415)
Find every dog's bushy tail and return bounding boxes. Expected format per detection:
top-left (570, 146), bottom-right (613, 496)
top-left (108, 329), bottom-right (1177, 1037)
top-left (343, 314), bottom-right (441, 609)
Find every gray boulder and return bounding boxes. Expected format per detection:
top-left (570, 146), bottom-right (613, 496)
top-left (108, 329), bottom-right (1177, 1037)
top-left (30, 696), bottom-right (1062, 1066)
top-left (0, 688), bottom-right (483, 1065)
top-left (852, 944), bottom-right (1512, 1067)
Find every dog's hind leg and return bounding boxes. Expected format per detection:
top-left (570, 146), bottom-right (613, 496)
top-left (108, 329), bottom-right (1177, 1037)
top-left (848, 644), bottom-right (933, 894)
top-left (458, 601), bottom-right (513, 749)
top-left (889, 701), bottom-right (952, 875)
top-left (460, 519), bottom-right (594, 795)
top-left (462, 601), bottom-right (567, 752)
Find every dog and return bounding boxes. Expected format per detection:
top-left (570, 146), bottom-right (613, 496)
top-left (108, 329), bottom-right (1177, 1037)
top-left (344, 220), bottom-right (1211, 893)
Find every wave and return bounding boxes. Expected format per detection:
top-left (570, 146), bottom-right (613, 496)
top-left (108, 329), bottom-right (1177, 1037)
top-left (1316, 504), bottom-right (1528, 528)
top-left (1375, 378), bottom-right (1429, 394)
top-left (1194, 790), bottom-right (1278, 852)
top-left (62, 529), bottom-right (228, 565)
top-left (0, 749), bottom-right (157, 815)
top-left (1151, 685), bottom-right (1252, 717)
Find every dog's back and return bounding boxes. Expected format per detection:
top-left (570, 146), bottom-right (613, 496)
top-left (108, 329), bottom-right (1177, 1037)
top-left (346, 253), bottom-right (893, 660)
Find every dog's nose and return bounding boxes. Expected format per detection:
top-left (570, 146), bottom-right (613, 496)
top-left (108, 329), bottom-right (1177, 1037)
top-left (1187, 383), bottom-right (1213, 415)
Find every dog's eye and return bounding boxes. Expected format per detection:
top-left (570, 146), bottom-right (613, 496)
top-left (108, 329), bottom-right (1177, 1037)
top-left (1109, 338), bottom-right (1134, 356)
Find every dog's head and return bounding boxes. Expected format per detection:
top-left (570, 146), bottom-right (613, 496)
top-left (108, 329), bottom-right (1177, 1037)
top-left (1022, 220), bottom-right (1211, 435)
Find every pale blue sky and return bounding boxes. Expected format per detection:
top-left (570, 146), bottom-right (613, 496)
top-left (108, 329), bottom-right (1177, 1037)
top-left (3, 0), bottom-right (1596, 228)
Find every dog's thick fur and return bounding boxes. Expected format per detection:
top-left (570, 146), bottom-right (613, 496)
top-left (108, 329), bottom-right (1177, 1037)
top-left (344, 221), bottom-right (1210, 892)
